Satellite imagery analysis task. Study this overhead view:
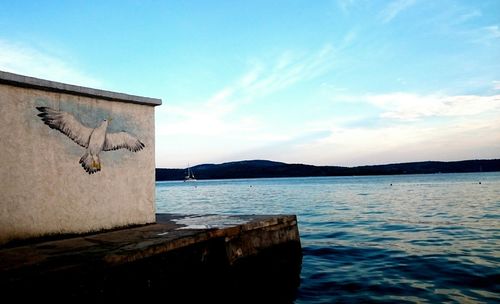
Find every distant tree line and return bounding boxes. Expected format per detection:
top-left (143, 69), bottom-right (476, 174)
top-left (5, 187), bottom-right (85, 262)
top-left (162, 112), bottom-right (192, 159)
top-left (156, 159), bottom-right (500, 181)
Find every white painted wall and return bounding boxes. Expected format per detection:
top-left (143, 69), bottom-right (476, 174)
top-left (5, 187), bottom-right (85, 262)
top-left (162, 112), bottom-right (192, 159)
top-left (0, 77), bottom-right (160, 245)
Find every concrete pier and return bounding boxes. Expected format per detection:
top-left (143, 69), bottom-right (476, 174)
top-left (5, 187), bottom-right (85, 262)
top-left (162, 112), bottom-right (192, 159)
top-left (0, 213), bottom-right (302, 302)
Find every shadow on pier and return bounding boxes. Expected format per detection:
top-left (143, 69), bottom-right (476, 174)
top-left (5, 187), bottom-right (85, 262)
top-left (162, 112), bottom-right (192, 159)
top-left (0, 213), bottom-right (302, 303)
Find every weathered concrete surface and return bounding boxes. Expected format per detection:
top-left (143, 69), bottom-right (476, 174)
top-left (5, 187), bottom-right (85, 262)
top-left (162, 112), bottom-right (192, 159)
top-left (0, 70), bottom-right (162, 105)
top-left (0, 213), bottom-right (302, 302)
top-left (0, 71), bottom-right (160, 244)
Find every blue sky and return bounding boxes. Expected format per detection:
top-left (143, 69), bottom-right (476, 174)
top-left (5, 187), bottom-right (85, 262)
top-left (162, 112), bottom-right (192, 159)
top-left (1, 0), bottom-right (499, 168)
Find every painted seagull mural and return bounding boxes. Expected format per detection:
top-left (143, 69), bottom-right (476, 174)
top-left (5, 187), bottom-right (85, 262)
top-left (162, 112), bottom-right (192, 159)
top-left (36, 106), bottom-right (145, 174)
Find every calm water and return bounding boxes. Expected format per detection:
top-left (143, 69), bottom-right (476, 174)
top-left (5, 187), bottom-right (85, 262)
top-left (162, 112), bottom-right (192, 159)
top-left (156, 173), bottom-right (500, 303)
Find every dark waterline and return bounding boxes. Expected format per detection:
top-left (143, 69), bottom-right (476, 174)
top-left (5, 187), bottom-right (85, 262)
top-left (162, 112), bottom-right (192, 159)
top-left (156, 173), bottom-right (500, 303)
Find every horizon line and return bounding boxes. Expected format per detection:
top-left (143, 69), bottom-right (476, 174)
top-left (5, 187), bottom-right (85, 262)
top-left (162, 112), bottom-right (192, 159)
top-left (156, 158), bottom-right (500, 170)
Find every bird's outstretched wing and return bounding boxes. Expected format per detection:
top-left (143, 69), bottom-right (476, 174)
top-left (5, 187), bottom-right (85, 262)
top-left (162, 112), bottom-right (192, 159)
top-left (36, 106), bottom-right (93, 148)
top-left (103, 132), bottom-right (145, 152)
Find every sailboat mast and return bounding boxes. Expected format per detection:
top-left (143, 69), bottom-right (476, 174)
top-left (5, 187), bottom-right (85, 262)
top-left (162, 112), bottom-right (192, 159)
top-left (184, 163), bottom-right (196, 181)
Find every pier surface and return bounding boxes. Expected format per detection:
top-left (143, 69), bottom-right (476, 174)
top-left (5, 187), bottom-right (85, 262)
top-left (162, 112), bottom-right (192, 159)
top-left (0, 213), bottom-right (302, 302)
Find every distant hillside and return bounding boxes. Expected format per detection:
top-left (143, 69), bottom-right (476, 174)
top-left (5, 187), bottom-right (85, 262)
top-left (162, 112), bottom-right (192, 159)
top-left (156, 159), bottom-right (500, 181)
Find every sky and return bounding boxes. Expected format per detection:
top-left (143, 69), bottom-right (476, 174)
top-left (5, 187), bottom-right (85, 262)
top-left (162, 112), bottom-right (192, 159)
top-left (1, 0), bottom-right (499, 168)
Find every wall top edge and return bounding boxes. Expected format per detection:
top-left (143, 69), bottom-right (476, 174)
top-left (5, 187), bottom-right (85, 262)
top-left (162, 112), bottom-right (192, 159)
top-left (0, 70), bottom-right (162, 106)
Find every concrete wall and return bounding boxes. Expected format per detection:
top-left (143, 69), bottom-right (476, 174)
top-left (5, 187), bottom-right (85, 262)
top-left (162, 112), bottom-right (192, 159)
top-left (0, 71), bottom-right (162, 245)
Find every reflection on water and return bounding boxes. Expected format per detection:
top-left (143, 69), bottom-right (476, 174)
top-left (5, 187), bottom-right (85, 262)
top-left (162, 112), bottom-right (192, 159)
top-left (172, 214), bottom-right (249, 229)
top-left (156, 172), bottom-right (500, 303)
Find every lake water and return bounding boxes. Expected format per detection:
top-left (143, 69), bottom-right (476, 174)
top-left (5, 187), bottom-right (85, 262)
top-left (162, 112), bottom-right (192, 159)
top-left (156, 172), bottom-right (500, 303)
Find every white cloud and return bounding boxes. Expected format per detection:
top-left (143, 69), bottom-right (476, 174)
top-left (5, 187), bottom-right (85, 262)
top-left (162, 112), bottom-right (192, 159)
top-left (156, 45), bottom-right (337, 137)
top-left (157, 104), bottom-right (259, 137)
top-left (493, 81), bottom-right (500, 91)
top-left (290, 114), bottom-right (500, 166)
top-left (483, 25), bottom-right (500, 39)
top-left (286, 90), bottom-right (500, 166)
top-left (367, 92), bottom-right (500, 120)
top-left (460, 24), bottom-right (500, 45)
top-left (157, 89), bottom-right (500, 167)
top-left (379, 0), bottom-right (417, 23)
top-left (0, 39), bottom-right (101, 87)
top-left (337, 0), bottom-right (357, 14)
top-left (241, 44), bottom-right (336, 97)
top-left (456, 9), bottom-right (482, 23)
top-left (155, 45), bottom-right (339, 167)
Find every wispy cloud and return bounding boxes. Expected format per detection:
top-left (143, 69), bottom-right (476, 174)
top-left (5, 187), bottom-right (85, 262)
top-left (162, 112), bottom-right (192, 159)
top-left (416, 4), bottom-right (496, 46)
top-left (155, 45), bottom-right (339, 166)
top-left (455, 8), bottom-right (482, 24)
top-left (157, 87), bottom-right (500, 167)
top-left (289, 89), bottom-right (500, 165)
top-left (480, 24), bottom-right (500, 40)
top-left (493, 81), bottom-right (500, 91)
top-left (240, 44), bottom-right (336, 98)
top-left (221, 130), bottom-right (332, 164)
top-left (337, 0), bottom-right (357, 14)
top-left (482, 25), bottom-right (500, 39)
top-left (461, 24), bottom-right (500, 45)
top-left (379, 0), bottom-right (417, 23)
top-left (346, 121), bottom-right (497, 165)
top-left (367, 92), bottom-right (500, 120)
top-left (294, 110), bottom-right (500, 166)
top-left (157, 44), bottom-right (337, 137)
top-left (0, 39), bottom-right (101, 87)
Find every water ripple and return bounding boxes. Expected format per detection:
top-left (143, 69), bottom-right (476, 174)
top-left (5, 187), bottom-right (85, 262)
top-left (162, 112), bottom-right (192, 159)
top-left (156, 173), bottom-right (500, 303)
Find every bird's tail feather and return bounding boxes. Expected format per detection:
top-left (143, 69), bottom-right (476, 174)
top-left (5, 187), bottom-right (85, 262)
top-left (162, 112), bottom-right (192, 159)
top-left (79, 152), bottom-right (101, 174)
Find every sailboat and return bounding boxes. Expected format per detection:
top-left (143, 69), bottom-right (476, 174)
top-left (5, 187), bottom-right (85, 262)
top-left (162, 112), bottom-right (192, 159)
top-left (184, 165), bottom-right (196, 182)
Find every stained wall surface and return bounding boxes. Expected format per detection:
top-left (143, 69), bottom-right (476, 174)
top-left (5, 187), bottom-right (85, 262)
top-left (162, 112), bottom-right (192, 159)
top-left (0, 72), bottom-right (161, 245)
